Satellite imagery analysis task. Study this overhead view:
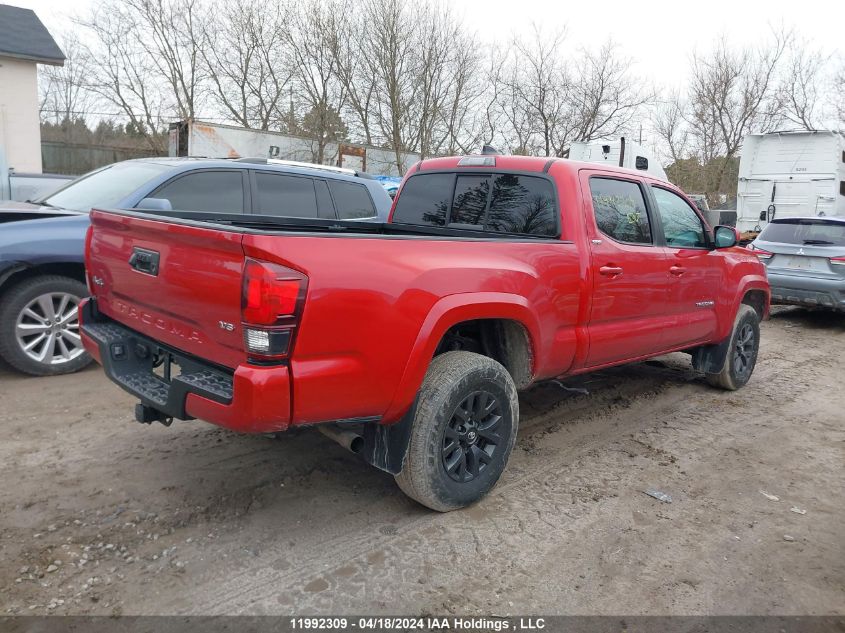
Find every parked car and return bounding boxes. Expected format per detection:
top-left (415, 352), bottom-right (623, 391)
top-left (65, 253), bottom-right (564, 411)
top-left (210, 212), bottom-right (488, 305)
top-left (748, 217), bottom-right (845, 311)
top-left (0, 158), bottom-right (392, 376)
top-left (80, 153), bottom-right (770, 511)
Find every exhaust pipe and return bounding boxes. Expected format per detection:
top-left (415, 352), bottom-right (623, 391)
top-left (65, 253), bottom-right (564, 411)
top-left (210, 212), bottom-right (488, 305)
top-left (318, 425), bottom-right (364, 454)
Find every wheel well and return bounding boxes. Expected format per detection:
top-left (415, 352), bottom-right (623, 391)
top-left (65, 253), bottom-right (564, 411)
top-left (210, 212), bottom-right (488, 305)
top-left (742, 290), bottom-right (767, 320)
top-left (0, 263), bottom-right (86, 296)
top-left (434, 319), bottom-right (534, 389)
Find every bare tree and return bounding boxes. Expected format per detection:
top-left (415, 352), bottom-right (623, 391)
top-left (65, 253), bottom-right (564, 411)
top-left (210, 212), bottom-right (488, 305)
top-left (776, 38), bottom-right (827, 130)
top-left (566, 42), bottom-right (652, 146)
top-left (359, 0), bottom-right (424, 173)
top-left (834, 58), bottom-right (845, 129)
top-left (499, 29), bottom-right (650, 157)
top-left (333, 4), bottom-right (378, 146)
top-left (653, 91), bottom-right (688, 164)
top-left (200, 0), bottom-right (292, 130)
top-left (123, 0), bottom-right (206, 121)
top-left (286, 0), bottom-right (349, 164)
top-left (438, 30), bottom-right (484, 155)
top-left (508, 26), bottom-right (569, 156)
top-left (39, 31), bottom-right (98, 124)
top-left (685, 30), bottom-right (790, 200)
top-left (76, 2), bottom-right (168, 152)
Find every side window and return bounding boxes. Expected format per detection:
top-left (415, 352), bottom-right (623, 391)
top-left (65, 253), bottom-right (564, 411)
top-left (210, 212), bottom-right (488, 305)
top-left (486, 174), bottom-right (557, 237)
top-left (652, 187), bottom-right (708, 248)
top-left (255, 173), bottom-right (318, 218)
top-left (152, 171), bottom-right (244, 213)
top-left (391, 173), bottom-right (453, 226)
top-left (589, 177), bottom-right (652, 244)
top-left (327, 180), bottom-right (377, 219)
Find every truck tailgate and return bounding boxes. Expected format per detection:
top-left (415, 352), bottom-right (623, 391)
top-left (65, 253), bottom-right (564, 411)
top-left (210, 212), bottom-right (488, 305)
top-left (86, 210), bottom-right (247, 369)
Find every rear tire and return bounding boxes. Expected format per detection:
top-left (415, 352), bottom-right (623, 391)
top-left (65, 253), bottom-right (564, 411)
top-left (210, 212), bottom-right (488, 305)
top-left (0, 275), bottom-right (92, 376)
top-left (395, 351), bottom-right (519, 512)
top-left (705, 304), bottom-right (760, 391)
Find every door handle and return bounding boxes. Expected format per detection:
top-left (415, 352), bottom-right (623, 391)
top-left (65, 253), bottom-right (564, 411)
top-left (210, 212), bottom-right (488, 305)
top-left (669, 265), bottom-right (686, 276)
top-left (599, 265), bottom-right (623, 277)
top-left (129, 247), bottom-right (160, 276)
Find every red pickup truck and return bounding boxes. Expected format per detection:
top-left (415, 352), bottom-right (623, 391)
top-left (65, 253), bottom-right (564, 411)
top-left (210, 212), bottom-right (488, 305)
top-left (80, 155), bottom-right (769, 511)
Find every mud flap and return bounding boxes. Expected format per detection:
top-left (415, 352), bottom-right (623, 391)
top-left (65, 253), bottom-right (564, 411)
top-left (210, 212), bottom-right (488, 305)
top-left (359, 401), bottom-right (417, 475)
top-left (691, 335), bottom-right (732, 374)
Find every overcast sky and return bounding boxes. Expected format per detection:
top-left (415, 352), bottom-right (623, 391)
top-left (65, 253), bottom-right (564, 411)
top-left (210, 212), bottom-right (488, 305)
top-left (7, 0), bottom-right (843, 138)
top-left (10, 0), bottom-right (843, 83)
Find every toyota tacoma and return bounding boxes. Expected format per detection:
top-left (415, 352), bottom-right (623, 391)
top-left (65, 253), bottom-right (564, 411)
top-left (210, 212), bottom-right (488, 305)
top-left (80, 154), bottom-right (769, 511)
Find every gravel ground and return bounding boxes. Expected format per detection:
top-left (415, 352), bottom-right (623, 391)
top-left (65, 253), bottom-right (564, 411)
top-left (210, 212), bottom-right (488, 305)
top-left (1, 306), bottom-right (842, 616)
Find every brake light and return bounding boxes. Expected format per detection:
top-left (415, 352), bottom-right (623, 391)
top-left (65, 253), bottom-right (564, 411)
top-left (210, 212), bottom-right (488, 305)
top-left (241, 258), bottom-right (307, 360)
top-left (748, 244), bottom-right (773, 260)
top-left (830, 256), bottom-right (845, 266)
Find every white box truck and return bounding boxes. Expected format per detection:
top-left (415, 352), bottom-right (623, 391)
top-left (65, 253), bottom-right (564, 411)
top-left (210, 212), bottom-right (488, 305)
top-left (567, 138), bottom-right (669, 182)
top-left (736, 130), bottom-right (845, 233)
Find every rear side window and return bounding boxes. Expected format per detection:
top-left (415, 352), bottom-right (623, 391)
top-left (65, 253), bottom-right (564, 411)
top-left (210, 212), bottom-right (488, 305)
top-left (153, 171), bottom-right (244, 213)
top-left (392, 173), bottom-right (452, 226)
top-left (328, 180), bottom-right (377, 219)
top-left (651, 186), bottom-right (708, 248)
top-left (255, 173), bottom-right (318, 218)
top-left (759, 219), bottom-right (845, 246)
top-left (393, 172), bottom-right (557, 237)
top-left (589, 177), bottom-right (651, 244)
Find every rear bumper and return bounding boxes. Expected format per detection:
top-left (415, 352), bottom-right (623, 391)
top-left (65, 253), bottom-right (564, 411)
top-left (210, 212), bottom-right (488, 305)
top-left (767, 271), bottom-right (845, 311)
top-left (80, 299), bottom-right (292, 432)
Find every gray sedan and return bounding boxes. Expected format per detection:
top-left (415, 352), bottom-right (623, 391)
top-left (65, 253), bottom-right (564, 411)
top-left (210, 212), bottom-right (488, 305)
top-left (749, 217), bottom-right (845, 311)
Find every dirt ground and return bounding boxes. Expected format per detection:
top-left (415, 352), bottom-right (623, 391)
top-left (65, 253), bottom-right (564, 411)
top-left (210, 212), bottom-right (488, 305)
top-left (1, 306), bottom-right (843, 616)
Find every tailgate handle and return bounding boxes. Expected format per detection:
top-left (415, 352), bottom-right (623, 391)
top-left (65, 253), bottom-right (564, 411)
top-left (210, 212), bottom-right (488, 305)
top-left (129, 247), bottom-right (160, 276)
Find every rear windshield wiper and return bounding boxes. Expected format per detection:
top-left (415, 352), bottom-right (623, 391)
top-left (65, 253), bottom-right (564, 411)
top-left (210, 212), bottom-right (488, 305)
top-left (803, 239), bottom-right (834, 245)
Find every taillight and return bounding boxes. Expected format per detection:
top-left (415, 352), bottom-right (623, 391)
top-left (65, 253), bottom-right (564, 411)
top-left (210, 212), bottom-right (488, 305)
top-left (830, 256), bottom-right (845, 266)
top-left (84, 224), bottom-right (95, 293)
top-left (748, 244), bottom-right (773, 260)
top-left (241, 258), bottom-right (307, 361)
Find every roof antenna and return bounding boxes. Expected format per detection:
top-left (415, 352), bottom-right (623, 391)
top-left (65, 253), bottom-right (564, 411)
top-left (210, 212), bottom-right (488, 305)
top-left (481, 145), bottom-right (500, 155)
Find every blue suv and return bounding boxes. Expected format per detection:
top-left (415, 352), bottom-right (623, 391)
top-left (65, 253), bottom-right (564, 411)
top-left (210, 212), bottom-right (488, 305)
top-left (0, 158), bottom-right (393, 376)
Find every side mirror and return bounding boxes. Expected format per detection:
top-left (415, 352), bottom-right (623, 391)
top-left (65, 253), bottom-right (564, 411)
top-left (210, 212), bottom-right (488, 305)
top-left (135, 197), bottom-right (173, 211)
top-left (714, 225), bottom-right (739, 248)
top-left (759, 210), bottom-right (767, 221)
top-left (635, 156), bottom-right (648, 170)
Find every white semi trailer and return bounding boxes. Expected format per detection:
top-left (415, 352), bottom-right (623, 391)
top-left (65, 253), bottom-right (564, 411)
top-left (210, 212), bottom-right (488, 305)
top-left (567, 138), bottom-right (669, 182)
top-left (736, 130), bottom-right (845, 233)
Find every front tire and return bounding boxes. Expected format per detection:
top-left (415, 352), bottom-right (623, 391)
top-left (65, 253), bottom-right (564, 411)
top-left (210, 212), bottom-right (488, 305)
top-left (705, 304), bottom-right (760, 391)
top-left (395, 351), bottom-right (519, 512)
top-left (0, 275), bottom-right (92, 376)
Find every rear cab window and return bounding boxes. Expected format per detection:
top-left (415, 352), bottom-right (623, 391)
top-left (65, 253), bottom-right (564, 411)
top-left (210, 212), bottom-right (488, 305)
top-left (392, 172), bottom-right (558, 237)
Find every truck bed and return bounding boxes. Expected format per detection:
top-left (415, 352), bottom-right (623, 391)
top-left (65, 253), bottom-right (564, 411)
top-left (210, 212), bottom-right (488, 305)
top-left (84, 208), bottom-right (582, 430)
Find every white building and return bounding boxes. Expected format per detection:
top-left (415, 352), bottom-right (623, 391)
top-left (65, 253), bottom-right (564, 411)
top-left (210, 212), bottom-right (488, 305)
top-left (0, 4), bottom-right (65, 174)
